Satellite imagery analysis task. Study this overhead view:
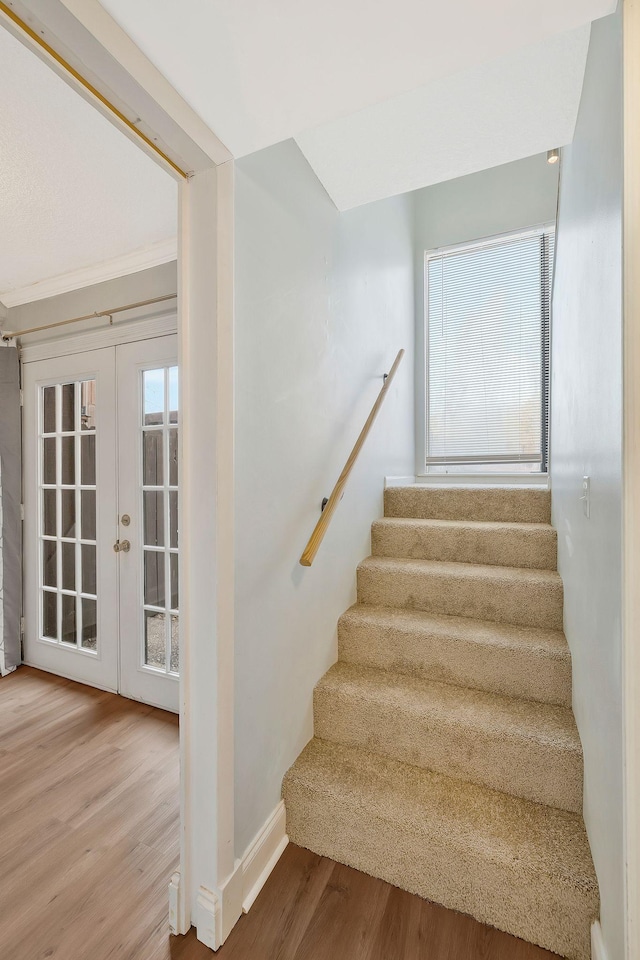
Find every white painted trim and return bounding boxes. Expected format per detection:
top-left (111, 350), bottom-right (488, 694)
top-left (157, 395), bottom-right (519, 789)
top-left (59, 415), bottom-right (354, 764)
top-left (384, 475), bottom-right (417, 488)
top-left (424, 220), bottom-right (556, 260)
top-left (58, 0), bottom-right (232, 165)
top-left (179, 164), bottom-right (237, 947)
top-left (386, 473), bottom-right (551, 488)
top-left (241, 801), bottom-right (289, 914)
top-left (415, 236), bottom-right (428, 477)
top-left (21, 659), bottom-right (117, 693)
top-left (592, 921), bottom-right (609, 960)
top-left (194, 885), bottom-right (219, 951)
top-left (168, 871), bottom-right (181, 936)
top-left (193, 864), bottom-right (244, 951)
top-left (623, 3), bottom-right (640, 957)
top-left (11, 1), bottom-right (231, 172)
top-left (1, 239), bottom-right (177, 308)
top-left (20, 313), bottom-right (177, 363)
top-left (186, 800), bottom-right (288, 945)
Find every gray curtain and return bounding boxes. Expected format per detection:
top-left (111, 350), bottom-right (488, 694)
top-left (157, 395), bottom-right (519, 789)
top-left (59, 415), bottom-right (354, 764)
top-left (0, 345), bottom-right (21, 674)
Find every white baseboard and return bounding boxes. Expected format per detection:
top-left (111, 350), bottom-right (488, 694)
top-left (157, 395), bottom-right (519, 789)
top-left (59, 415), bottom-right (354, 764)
top-left (181, 800), bottom-right (289, 950)
top-left (241, 799), bottom-right (289, 913)
top-left (174, 800), bottom-right (289, 950)
top-left (168, 871), bottom-right (184, 936)
top-left (195, 885), bottom-right (219, 951)
top-left (384, 475), bottom-right (415, 488)
top-left (194, 863), bottom-right (243, 950)
top-left (591, 921), bottom-right (608, 960)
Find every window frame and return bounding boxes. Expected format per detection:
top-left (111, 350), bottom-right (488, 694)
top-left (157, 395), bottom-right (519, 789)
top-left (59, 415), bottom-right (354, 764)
top-left (417, 221), bottom-right (555, 476)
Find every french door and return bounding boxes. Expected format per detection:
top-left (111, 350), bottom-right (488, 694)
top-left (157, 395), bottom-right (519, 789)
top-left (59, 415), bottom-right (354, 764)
top-left (23, 335), bottom-right (180, 713)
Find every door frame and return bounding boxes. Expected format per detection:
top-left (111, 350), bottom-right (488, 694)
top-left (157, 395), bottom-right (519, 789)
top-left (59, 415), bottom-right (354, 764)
top-left (2, 2), bottom-right (237, 949)
top-left (623, 1), bottom-right (640, 957)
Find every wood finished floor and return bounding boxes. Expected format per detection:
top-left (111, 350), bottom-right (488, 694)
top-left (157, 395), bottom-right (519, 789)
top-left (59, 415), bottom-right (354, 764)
top-left (0, 667), bottom-right (559, 960)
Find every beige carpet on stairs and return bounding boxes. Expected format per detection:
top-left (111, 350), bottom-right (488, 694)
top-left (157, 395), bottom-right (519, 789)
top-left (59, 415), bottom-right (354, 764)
top-left (283, 485), bottom-right (599, 960)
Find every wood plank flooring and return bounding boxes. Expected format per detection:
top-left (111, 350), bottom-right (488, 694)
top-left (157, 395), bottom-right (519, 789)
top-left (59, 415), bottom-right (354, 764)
top-left (0, 666), bottom-right (180, 960)
top-left (0, 667), bottom-right (559, 959)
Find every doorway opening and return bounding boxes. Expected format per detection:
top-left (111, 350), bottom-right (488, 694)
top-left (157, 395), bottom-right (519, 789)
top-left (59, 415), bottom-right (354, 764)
top-left (0, 0), bottom-right (235, 946)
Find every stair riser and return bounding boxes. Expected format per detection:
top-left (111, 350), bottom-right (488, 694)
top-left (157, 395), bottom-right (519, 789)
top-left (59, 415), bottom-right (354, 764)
top-left (283, 779), bottom-right (593, 960)
top-left (372, 522), bottom-right (557, 570)
top-left (338, 617), bottom-right (572, 707)
top-left (357, 567), bottom-right (564, 630)
top-left (385, 488), bottom-right (551, 523)
top-left (314, 687), bottom-right (582, 813)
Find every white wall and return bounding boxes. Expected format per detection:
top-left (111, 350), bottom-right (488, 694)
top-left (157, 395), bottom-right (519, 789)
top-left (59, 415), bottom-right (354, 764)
top-left (234, 140), bottom-right (415, 852)
top-left (550, 9), bottom-right (624, 960)
top-left (411, 154), bottom-right (559, 473)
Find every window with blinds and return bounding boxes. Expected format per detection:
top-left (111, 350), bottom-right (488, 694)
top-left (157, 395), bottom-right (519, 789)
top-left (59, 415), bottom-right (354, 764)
top-left (425, 227), bottom-right (554, 471)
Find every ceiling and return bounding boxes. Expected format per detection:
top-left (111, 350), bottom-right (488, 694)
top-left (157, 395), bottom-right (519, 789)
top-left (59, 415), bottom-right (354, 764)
top-left (0, 0), bottom-right (618, 304)
top-left (0, 22), bottom-right (176, 306)
top-left (99, 0), bottom-right (616, 206)
top-left (296, 26), bottom-right (591, 210)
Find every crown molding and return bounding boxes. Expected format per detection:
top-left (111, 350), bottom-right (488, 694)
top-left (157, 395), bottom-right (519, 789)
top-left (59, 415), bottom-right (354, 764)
top-left (0, 237), bottom-right (177, 308)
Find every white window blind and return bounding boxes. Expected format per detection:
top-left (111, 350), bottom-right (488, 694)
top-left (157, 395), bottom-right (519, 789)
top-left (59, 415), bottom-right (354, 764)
top-left (425, 228), bottom-right (554, 469)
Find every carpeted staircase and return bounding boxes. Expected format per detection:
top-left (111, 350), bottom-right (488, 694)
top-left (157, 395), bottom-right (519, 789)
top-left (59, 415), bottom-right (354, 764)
top-left (283, 486), bottom-right (599, 960)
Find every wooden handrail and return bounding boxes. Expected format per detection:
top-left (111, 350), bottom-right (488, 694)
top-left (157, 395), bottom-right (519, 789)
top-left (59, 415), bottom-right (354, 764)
top-left (299, 348), bottom-right (405, 567)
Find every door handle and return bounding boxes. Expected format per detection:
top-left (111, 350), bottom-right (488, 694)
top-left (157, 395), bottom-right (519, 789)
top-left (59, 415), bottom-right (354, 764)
top-left (113, 539), bottom-right (131, 553)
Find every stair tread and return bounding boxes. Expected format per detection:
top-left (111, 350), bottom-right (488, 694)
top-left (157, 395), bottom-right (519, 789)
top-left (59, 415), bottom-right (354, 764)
top-left (373, 517), bottom-right (555, 533)
top-left (285, 737), bottom-right (597, 890)
top-left (359, 555), bottom-right (563, 584)
top-left (340, 604), bottom-right (570, 658)
top-left (319, 661), bottom-right (580, 751)
top-left (339, 604), bottom-right (572, 708)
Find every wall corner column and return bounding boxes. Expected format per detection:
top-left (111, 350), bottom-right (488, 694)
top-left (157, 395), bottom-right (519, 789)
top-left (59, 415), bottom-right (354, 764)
top-left (177, 160), bottom-right (238, 948)
top-left (623, 1), bottom-right (640, 956)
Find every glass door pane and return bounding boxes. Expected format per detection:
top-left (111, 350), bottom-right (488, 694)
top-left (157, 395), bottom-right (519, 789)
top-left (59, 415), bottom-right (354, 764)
top-left (116, 335), bottom-right (179, 713)
top-left (23, 347), bottom-right (118, 693)
top-left (141, 364), bottom-right (179, 675)
top-left (38, 379), bottom-right (98, 651)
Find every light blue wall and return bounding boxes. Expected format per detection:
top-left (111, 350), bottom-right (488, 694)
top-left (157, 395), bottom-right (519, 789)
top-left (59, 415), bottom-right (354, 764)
top-left (550, 10), bottom-right (624, 959)
top-left (412, 153), bottom-right (559, 252)
top-left (234, 140), bottom-right (415, 853)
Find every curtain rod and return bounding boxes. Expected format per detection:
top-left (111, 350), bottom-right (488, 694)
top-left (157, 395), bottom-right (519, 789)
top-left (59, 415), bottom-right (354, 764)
top-left (0, 2), bottom-right (188, 180)
top-left (1, 294), bottom-right (178, 342)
